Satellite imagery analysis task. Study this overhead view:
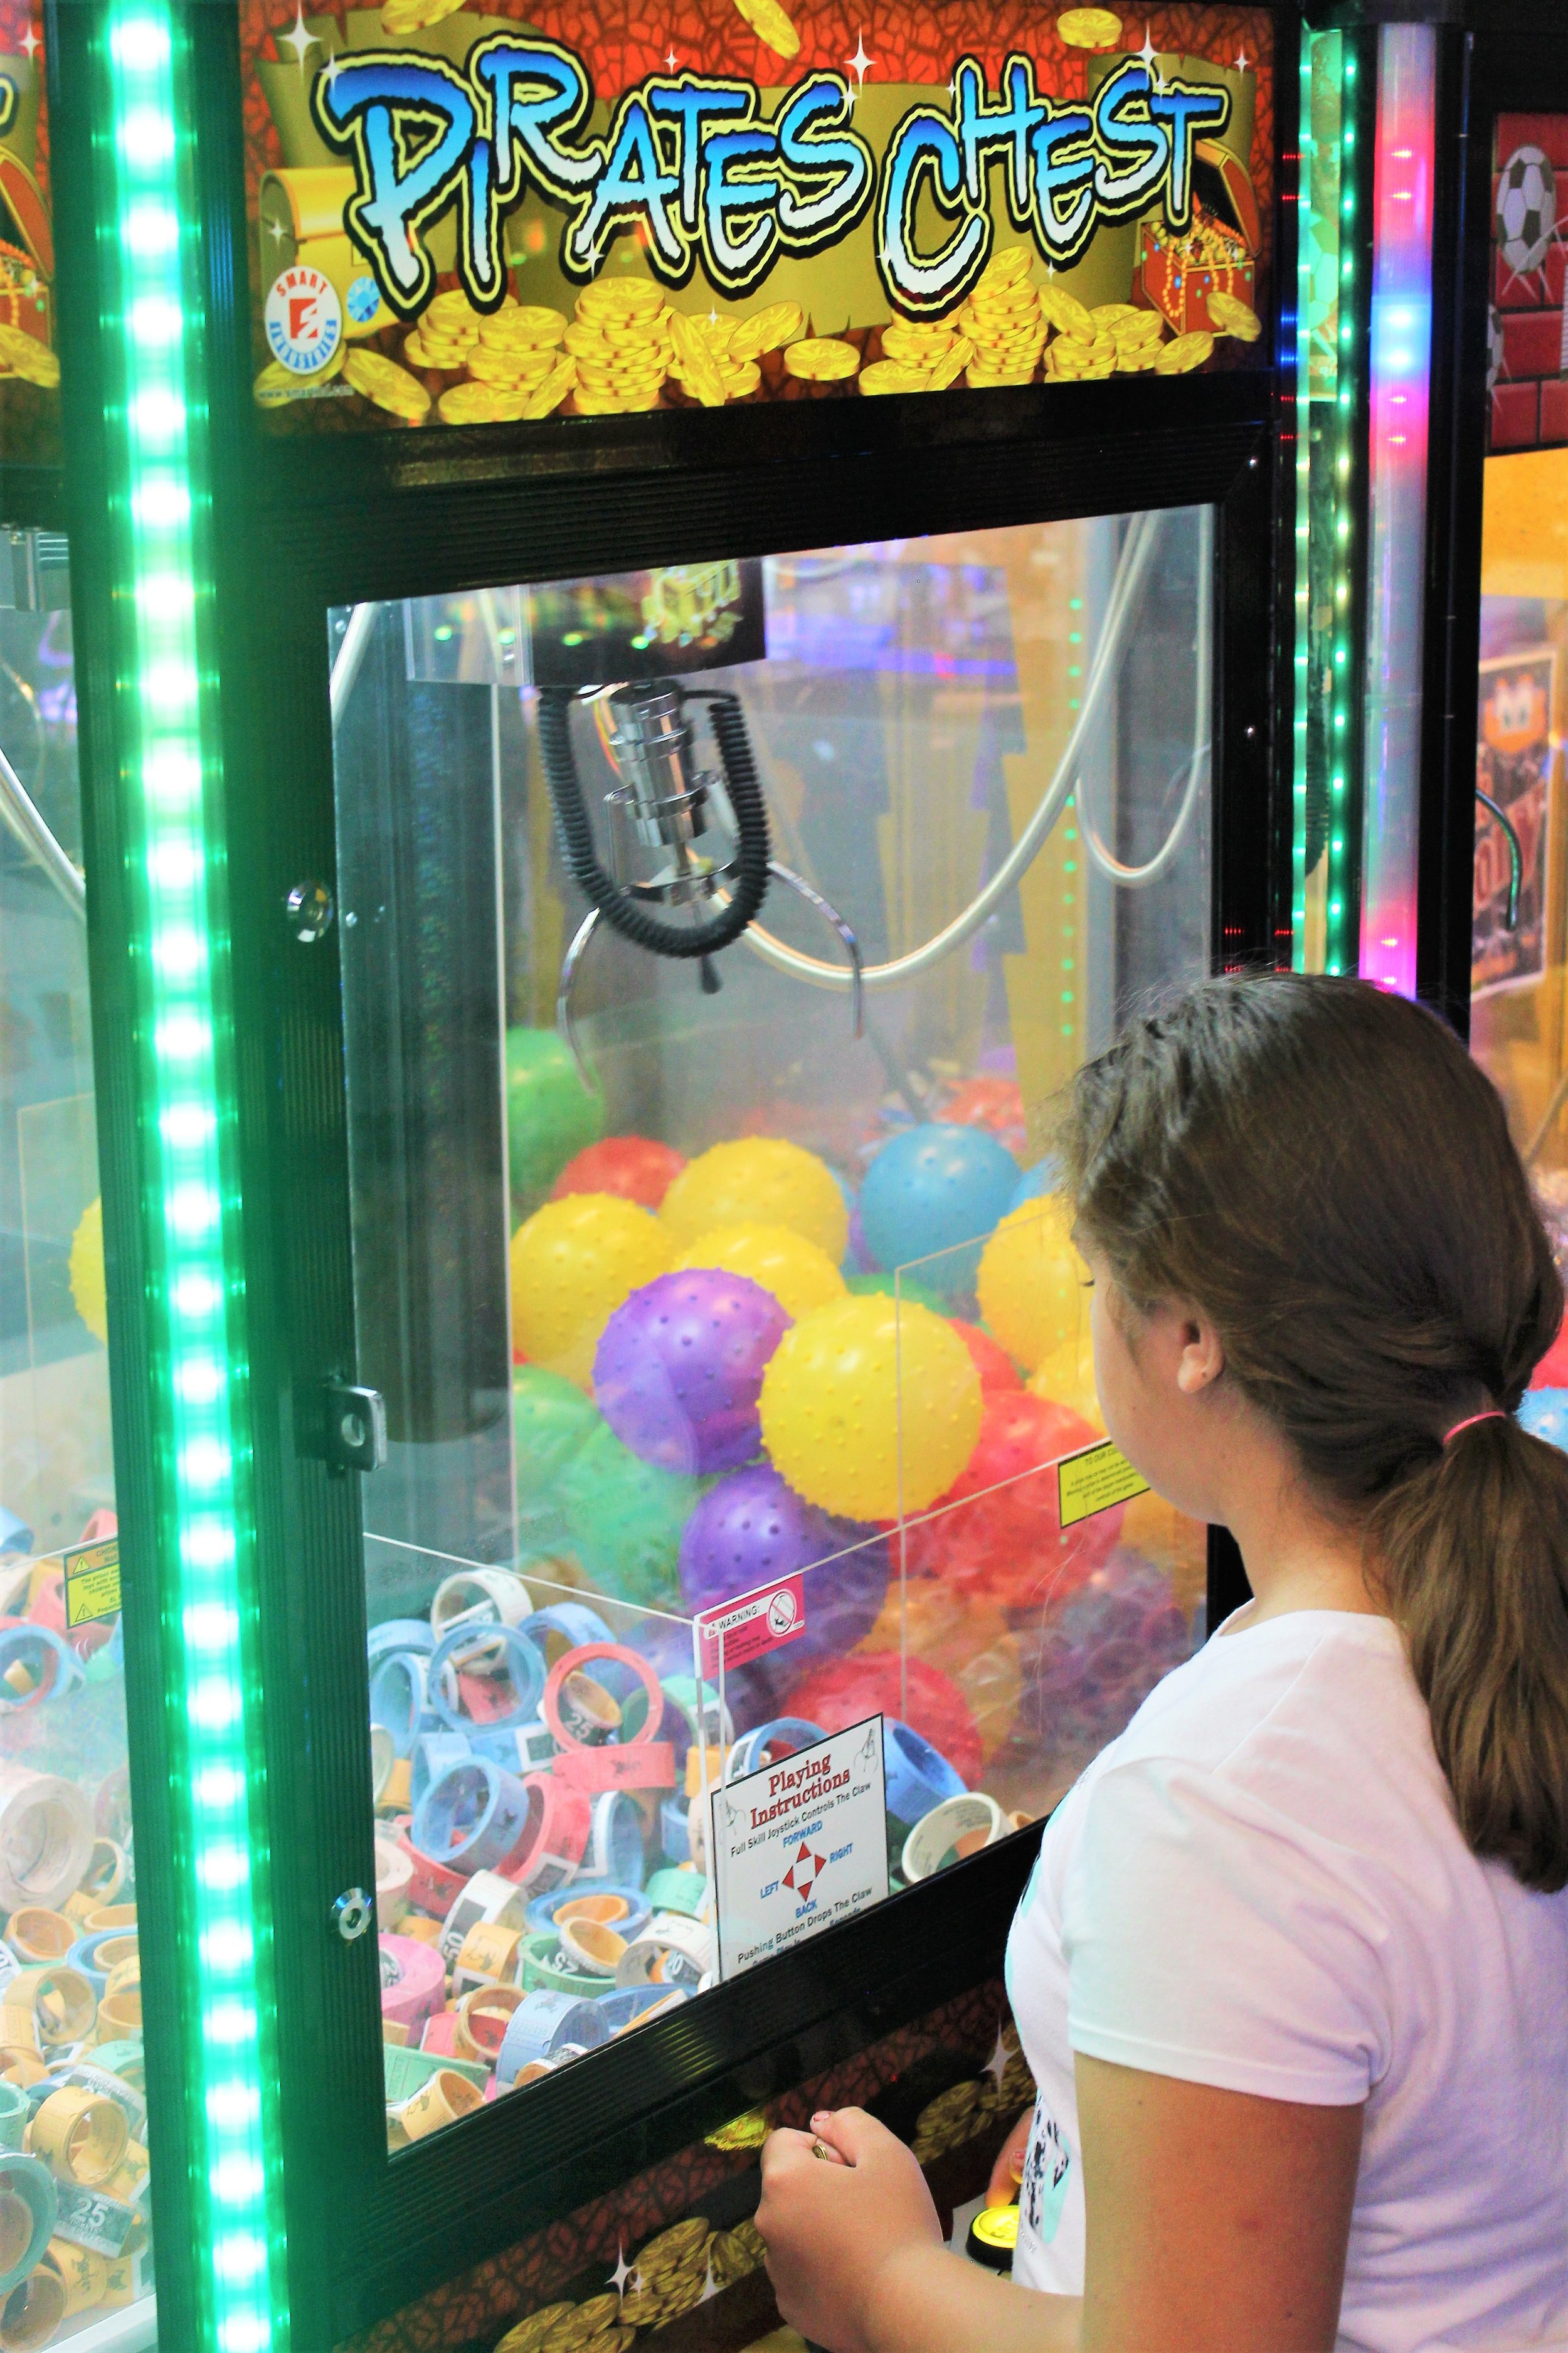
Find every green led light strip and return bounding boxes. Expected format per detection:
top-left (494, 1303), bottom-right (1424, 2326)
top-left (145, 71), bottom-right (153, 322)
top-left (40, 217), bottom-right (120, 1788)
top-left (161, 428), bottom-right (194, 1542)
top-left (103, 5), bottom-right (287, 2347)
top-left (1325, 41), bottom-right (1359, 978)
top-left (1291, 30), bottom-right (1362, 977)
top-left (1290, 35), bottom-right (1315, 967)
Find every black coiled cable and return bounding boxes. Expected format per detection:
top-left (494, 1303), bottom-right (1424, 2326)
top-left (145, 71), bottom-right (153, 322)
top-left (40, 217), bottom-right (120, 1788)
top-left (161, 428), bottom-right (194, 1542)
top-left (537, 686), bottom-right (770, 959)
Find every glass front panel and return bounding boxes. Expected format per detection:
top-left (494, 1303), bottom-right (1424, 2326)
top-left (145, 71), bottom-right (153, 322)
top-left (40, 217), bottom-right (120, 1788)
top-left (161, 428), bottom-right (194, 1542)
top-left (0, 532), bottom-right (154, 2346)
top-left (332, 509), bottom-right (1216, 2150)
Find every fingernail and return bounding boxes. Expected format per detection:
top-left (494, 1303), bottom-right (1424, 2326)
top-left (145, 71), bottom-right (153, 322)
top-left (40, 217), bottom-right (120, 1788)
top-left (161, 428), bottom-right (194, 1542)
top-left (810, 2111), bottom-right (830, 2128)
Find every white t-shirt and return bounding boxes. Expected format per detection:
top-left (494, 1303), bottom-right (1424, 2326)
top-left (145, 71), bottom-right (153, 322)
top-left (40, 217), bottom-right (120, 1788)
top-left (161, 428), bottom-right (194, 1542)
top-left (1004, 1608), bottom-right (1568, 2352)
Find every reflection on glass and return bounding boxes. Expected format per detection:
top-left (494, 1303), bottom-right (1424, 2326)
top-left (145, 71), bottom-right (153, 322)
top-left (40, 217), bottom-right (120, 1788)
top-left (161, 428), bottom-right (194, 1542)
top-left (0, 533), bottom-right (154, 2347)
top-left (334, 511), bottom-right (1215, 2148)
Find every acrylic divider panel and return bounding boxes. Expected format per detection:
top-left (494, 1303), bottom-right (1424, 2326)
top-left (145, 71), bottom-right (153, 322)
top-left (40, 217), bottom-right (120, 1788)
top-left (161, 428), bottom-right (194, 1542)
top-left (333, 506), bottom-right (1216, 2137)
top-left (0, 537), bottom-right (154, 2347)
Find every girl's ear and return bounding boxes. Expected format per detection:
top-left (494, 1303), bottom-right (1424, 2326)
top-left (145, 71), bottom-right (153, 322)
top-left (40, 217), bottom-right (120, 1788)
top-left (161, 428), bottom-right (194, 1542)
top-left (1175, 1308), bottom-right (1226, 1397)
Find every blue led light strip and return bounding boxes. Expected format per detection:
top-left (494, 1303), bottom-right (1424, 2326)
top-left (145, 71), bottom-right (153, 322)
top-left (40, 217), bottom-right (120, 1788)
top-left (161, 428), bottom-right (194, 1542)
top-left (104, 5), bottom-right (287, 2347)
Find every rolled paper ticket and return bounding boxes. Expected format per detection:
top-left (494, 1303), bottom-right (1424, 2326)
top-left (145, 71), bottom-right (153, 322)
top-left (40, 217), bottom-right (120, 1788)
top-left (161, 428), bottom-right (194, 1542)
top-left (723, 1718), bottom-right (826, 1782)
top-left (642, 1674), bottom-right (731, 1765)
top-left (519, 1603), bottom-right (612, 1665)
top-left (367, 1618), bottom-right (437, 1665)
top-left (882, 1719), bottom-right (966, 1829)
top-left (0, 2191), bottom-right (34, 2289)
top-left (517, 1933), bottom-right (604, 1999)
top-left (0, 2257), bottom-right (65, 2347)
top-left (394, 1830), bottom-right (467, 1920)
top-left (42, 2062), bottom-right (146, 2140)
top-left (500, 1774), bottom-right (591, 1893)
top-left (900, 1792), bottom-right (1009, 1884)
top-left (556, 1916), bottom-right (625, 1977)
top-left (78, 1842), bottom-right (128, 1909)
top-left (30, 2088), bottom-right (129, 2186)
top-left (4, 1913), bottom-right (73, 1967)
top-left (598, 1984), bottom-right (689, 2036)
top-left (378, 1933), bottom-right (447, 2031)
top-left (428, 1622), bottom-right (546, 1733)
top-left (0, 2086), bottom-right (26, 2153)
top-left (41, 2235), bottom-right (109, 2317)
top-left (398, 2068), bottom-right (485, 2141)
top-left (80, 1906), bottom-right (134, 1936)
top-left (614, 1912), bottom-right (714, 1990)
top-left (684, 1742), bottom-right (729, 1797)
top-left (660, 1795), bottom-right (691, 1862)
top-left (430, 1568), bottom-right (533, 1642)
top-left (495, 1990), bottom-right (608, 2085)
top-left (50, 2177), bottom-right (136, 2259)
top-left (588, 1789), bottom-right (645, 1886)
top-left (94, 1987), bottom-right (142, 2040)
top-left (374, 1837), bottom-right (414, 1931)
top-left (410, 1731), bottom-right (470, 1814)
top-left (553, 1739), bottom-right (676, 1795)
top-left (368, 1652), bottom-right (432, 1758)
top-left (418, 2010), bottom-right (460, 2059)
top-left (453, 1983), bottom-right (524, 2063)
top-left (101, 1954), bottom-right (140, 2004)
top-left (436, 1867), bottom-right (529, 1969)
top-left (0, 1765), bottom-right (92, 1914)
top-left (0, 2014), bottom-right (34, 2061)
top-left (369, 1724), bottom-right (397, 1803)
top-left (543, 1643), bottom-right (664, 1753)
top-left (0, 2154), bottom-right (53, 2294)
top-left (526, 1885), bottom-right (651, 1947)
top-left (450, 1921), bottom-right (522, 1999)
top-left (644, 1867), bottom-right (709, 1920)
top-left (10, 1970), bottom-right (96, 2049)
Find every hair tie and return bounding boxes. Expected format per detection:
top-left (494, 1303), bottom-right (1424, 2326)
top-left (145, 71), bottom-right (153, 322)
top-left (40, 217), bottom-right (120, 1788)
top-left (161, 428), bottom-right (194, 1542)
top-left (1443, 1409), bottom-right (1507, 1445)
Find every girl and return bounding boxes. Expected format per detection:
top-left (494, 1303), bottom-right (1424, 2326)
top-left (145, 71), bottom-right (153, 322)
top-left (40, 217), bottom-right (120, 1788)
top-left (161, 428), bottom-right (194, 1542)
top-left (757, 975), bottom-right (1568, 2353)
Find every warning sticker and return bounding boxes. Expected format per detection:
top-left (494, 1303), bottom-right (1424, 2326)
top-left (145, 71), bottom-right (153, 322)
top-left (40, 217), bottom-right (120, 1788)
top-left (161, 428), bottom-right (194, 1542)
top-left (696, 1573), bottom-right (805, 1679)
top-left (1057, 1439), bottom-right (1150, 1529)
top-left (63, 1538), bottom-right (121, 1628)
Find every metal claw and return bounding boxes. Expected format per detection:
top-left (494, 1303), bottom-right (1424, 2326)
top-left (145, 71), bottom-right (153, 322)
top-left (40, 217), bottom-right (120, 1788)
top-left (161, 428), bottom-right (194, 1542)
top-left (556, 907), bottom-right (602, 1091)
top-left (761, 861), bottom-right (864, 1039)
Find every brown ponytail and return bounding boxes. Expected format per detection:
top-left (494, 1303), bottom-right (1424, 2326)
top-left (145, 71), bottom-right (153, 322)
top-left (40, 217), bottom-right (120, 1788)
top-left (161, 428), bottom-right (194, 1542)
top-left (1058, 972), bottom-right (1568, 1893)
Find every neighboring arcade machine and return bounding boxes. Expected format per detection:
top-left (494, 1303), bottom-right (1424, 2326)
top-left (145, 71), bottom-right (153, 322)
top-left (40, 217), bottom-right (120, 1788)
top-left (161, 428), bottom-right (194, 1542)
top-left (0, 19), bottom-right (158, 2350)
top-left (1434, 18), bottom-right (1568, 1428)
top-left (51, 3), bottom-right (1295, 2348)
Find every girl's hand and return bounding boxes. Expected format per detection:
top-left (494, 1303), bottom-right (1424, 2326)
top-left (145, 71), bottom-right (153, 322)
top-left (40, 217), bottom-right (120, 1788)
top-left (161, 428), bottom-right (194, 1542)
top-left (987, 2106), bottom-right (1032, 2207)
top-left (757, 2107), bottom-right (943, 2352)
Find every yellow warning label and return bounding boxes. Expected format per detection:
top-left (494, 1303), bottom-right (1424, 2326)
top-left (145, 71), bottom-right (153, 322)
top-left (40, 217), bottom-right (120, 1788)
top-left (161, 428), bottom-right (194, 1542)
top-left (63, 1539), bottom-right (121, 1628)
top-left (1057, 1439), bottom-right (1150, 1529)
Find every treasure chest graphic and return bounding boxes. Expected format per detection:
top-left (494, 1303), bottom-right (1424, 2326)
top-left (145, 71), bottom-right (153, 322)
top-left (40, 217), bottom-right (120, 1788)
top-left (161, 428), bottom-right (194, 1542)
top-left (1138, 139), bottom-right (1261, 337)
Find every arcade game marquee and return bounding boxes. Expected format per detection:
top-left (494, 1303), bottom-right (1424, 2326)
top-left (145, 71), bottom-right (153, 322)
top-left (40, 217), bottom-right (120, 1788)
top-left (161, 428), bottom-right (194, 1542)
top-left (28, 0), bottom-right (1508, 2349)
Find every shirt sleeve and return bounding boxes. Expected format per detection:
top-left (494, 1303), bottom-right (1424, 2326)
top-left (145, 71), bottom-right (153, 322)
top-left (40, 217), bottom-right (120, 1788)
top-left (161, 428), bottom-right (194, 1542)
top-left (1061, 1755), bottom-right (1390, 2105)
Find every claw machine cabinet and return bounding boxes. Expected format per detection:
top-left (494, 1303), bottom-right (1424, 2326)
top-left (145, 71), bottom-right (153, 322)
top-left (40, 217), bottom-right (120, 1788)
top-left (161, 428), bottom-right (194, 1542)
top-left (53, 0), bottom-right (1298, 2345)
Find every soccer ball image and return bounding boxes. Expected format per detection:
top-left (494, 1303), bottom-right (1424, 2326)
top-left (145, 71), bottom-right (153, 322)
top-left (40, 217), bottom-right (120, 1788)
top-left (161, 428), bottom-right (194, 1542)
top-left (1497, 145), bottom-right (1557, 279)
top-left (1488, 304), bottom-right (1505, 392)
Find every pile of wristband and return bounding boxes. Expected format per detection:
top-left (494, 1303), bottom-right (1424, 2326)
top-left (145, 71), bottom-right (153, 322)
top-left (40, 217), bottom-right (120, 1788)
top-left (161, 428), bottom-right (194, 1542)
top-left (0, 1541), bottom-right (152, 2346)
top-left (370, 1575), bottom-right (1025, 2145)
